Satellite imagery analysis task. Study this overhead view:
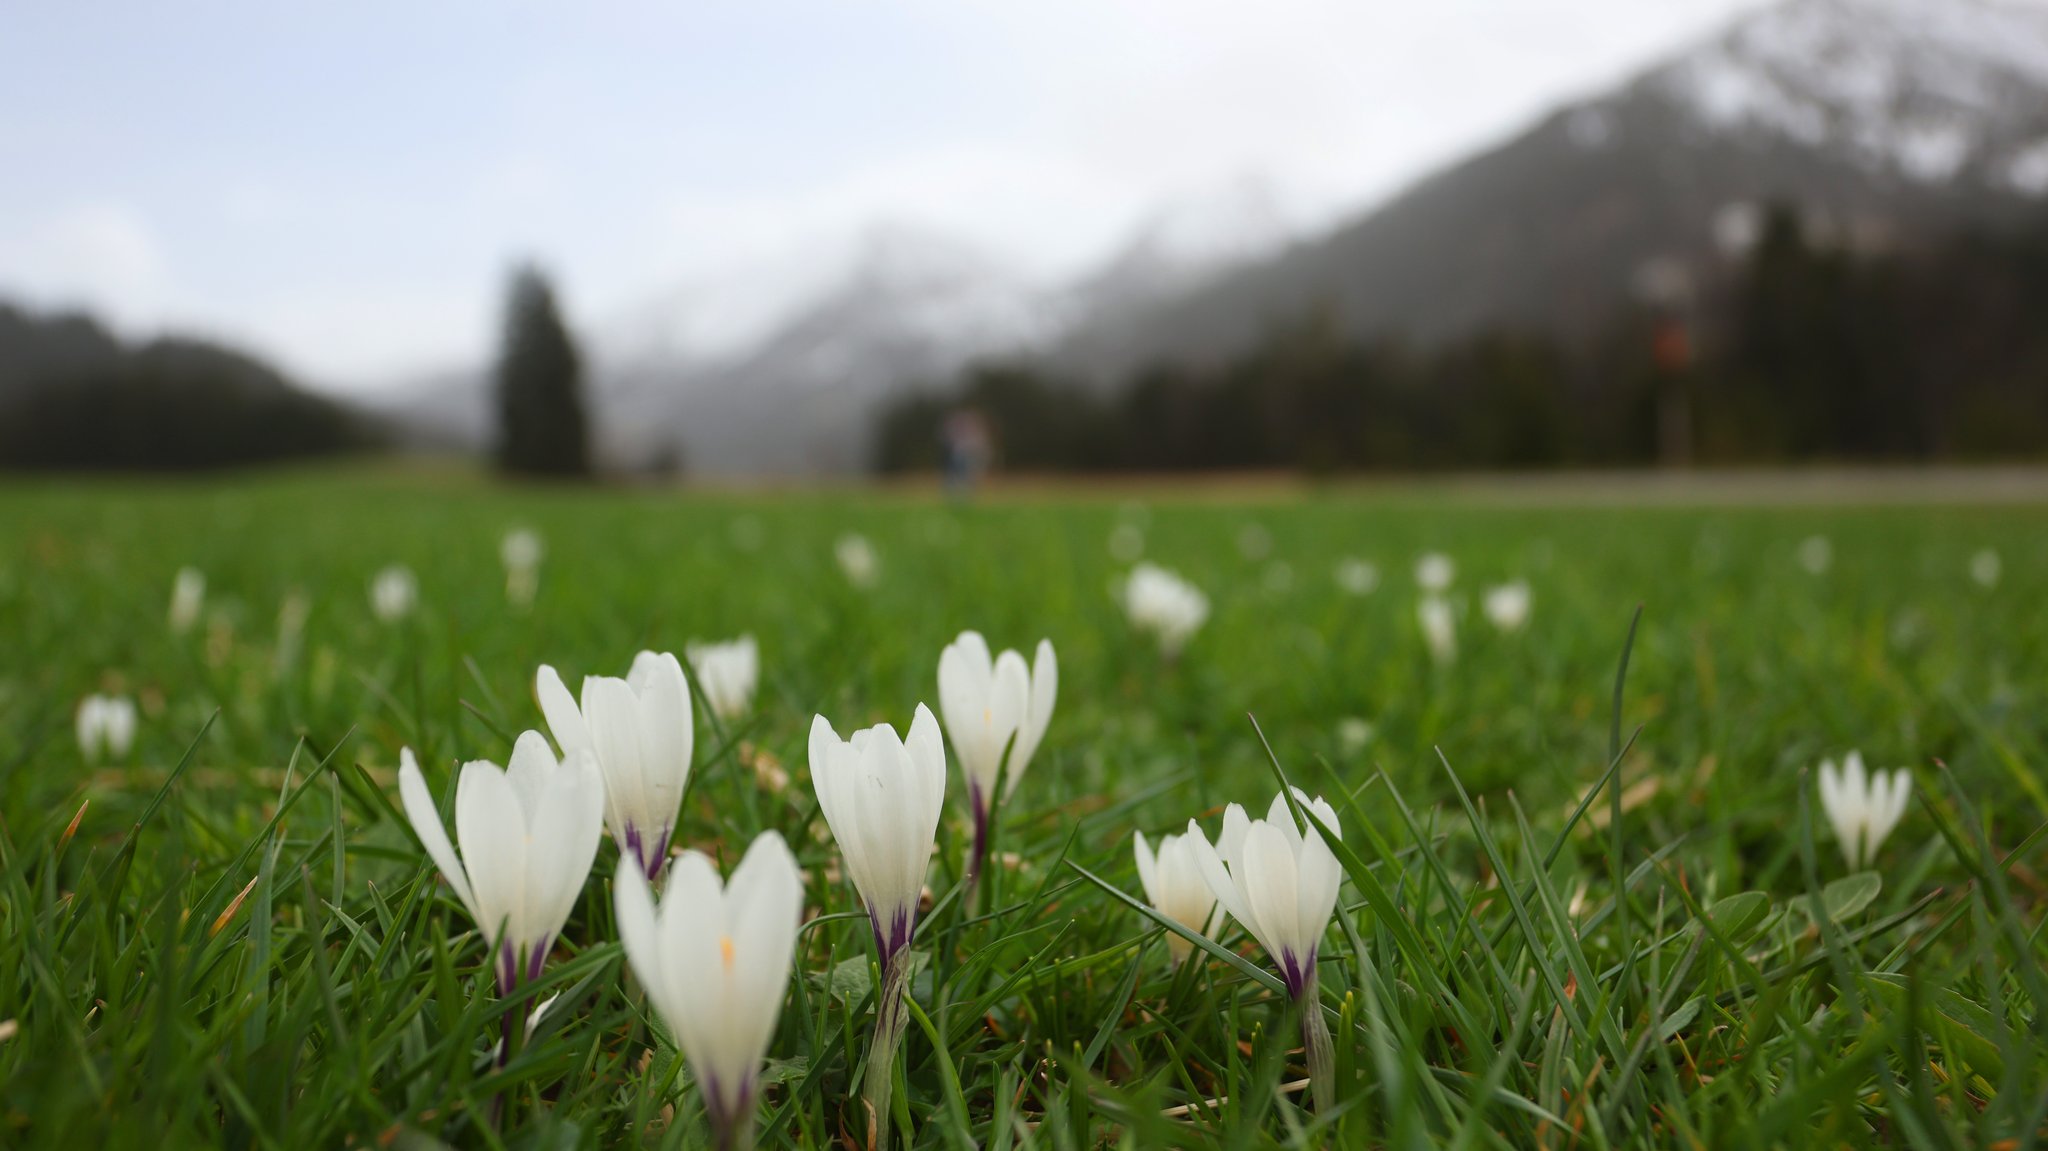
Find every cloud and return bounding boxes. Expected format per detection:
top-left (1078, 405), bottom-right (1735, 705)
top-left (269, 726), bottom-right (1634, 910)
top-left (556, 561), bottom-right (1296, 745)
top-left (3, 200), bottom-right (170, 325)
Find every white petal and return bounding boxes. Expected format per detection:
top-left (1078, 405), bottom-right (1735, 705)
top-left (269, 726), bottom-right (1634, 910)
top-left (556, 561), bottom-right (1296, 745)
top-left (1295, 833), bottom-right (1342, 948)
top-left (583, 675), bottom-right (651, 841)
top-left (1007, 639), bottom-right (1058, 796)
top-left (1133, 831), bottom-right (1160, 908)
top-left (526, 749), bottom-right (605, 948)
top-left (1185, 819), bottom-right (1252, 932)
top-left (1239, 821), bottom-right (1302, 960)
top-left (726, 832), bottom-right (803, 1086)
top-left (455, 760), bottom-right (526, 948)
top-left (906, 702), bottom-right (949, 836)
top-left (632, 653), bottom-right (695, 819)
top-left (613, 855), bottom-right (665, 1004)
top-left (397, 749), bottom-right (480, 925)
top-left (1216, 803), bottom-right (1252, 866)
top-left (536, 665), bottom-right (590, 755)
top-left (989, 649), bottom-right (1032, 787)
top-left (503, 730), bottom-right (559, 823)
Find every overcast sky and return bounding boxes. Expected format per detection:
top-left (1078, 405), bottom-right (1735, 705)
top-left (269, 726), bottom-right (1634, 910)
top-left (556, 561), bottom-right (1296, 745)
top-left (0, 0), bottom-right (1777, 389)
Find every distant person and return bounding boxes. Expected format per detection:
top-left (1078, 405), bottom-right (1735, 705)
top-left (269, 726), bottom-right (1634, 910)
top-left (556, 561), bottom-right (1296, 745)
top-left (942, 408), bottom-right (992, 498)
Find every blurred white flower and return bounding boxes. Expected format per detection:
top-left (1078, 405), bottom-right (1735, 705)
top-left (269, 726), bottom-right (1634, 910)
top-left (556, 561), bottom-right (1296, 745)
top-left (937, 632), bottom-right (1056, 879)
top-left (168, 567), bottom-right (206, 634)
top-left (1236, 523), bottom-right (1272, 561)
top-left (1336, 717), bottom-right (1375, 755)
top-left (1970, 548), bottom-right (2001, 589)
top-left (1889, 608), bottom-right (1927, 652)
top-left (614, 832), bottom-right (803, 1151)
top-left (808, 705), bottom-right (946, 965)
top-left (1798, 535), bottom-right (1833, 575)
top-left (1483, 581), bottom-right (1532, 632)
top-left (1415, 552), bottom-right (1456, 593)
top-left (501, 528), bottom-right (544, 607)
top-left (274, 590), bottom-right (311, 672)
top-left (396, 735), bottom-right (606, 991)
top-left (1132, 830), bottom-right (1218, 963)
top-left (1122, 562), bottom-right (1210, 657)
top-left (538, 653), bottom-right (695, 880)
top-left (75, 694), bottom-right (137, 762)
top-left (835, 533), bottom-right (879, 588)
top-left (1418, 594), bottom-right (1457, 665)
top-left (1818, 751), bottom-right (1911, 870)
top-left (500, 527), bottom-right (544, 571)
top-left (1107, 522), bottom-right (1146, 563)
top-left (1333, 557), bottom-right (1379, 596)
top-left (687, 635), bottom-right (760, 723)
top-left (1185, 789), bottom-right (1343, 998)
top-left (370, 565), bottom-right (418, 622)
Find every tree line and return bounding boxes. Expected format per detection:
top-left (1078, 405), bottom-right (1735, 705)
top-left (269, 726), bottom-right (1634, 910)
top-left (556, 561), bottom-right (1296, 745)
top-left (874, 205), bottom-right (2048, 474)
top-left (0, 308), bottom-right (381, 471)
top-left (0, 264), bottom-right (596, 476)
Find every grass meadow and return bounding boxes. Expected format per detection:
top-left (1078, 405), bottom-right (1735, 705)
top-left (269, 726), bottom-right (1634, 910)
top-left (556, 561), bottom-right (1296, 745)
top-left (1, 471), bottom-right (2044, 1148)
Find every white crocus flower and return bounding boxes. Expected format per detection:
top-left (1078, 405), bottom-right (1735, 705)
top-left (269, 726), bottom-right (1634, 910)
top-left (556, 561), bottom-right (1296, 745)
top-left (537, 653), bottom-right (695, 880)
top-left (1334, 557), bottom-right (1379, 596)
top-left (1186, 789), bottom-right (1344, 998)
top-left (1483, 581), bottom-right (1532, 632)
top-left (1970, 548), bottom-right (2001, 589)
top-left (502, 528), bottom-right (544, 607)
top-left (370, 565), bottom-right (418, 622)
top-left (168, 567), bottom-right (206, 634)
top-left (75, 694), bottom-right (138, 762)
top-left (1798, 535), bottom-right (1833, 575)
top-left (809, 705), bottom-right (947, 1149)
top-left (1121, 563), bottom-right (1210, 657)
top-left (835, 533), bottom-right (879, 588)
top-left (1186, 788), bottom-right (1345, 1108)
top-left (396, 734), bottom-right (606, 991)
top-left (1415, 552), bottom-right (1455, 593)
top-left (1418, 594), bottom-right (1457, 665)
top-left (809, 706), bottom-right (946, 963)
top-left (1818, 751), bottom-right (1912, 870)
top-left (1133, 830), bottom-right (1218, 963)
top-left (1336, 717), bottom-right (1375, 755)
top-left (687, 635), bottom-right (760, 724)
top-left (615, 831), bottom-right (803, 1151)
top-left (936, 631), bottom-right (1057, 879)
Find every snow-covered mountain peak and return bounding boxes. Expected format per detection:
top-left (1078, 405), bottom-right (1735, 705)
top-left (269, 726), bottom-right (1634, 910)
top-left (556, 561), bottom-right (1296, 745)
top-left (1655, 0), bottom-right (2048, 186)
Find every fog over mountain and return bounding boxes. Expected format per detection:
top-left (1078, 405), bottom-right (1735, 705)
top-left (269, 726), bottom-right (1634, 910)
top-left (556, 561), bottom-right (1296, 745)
top-left (377, 0), bottom-right (2048, 476)
top-left (377, 180), bottom-right (1290, 474)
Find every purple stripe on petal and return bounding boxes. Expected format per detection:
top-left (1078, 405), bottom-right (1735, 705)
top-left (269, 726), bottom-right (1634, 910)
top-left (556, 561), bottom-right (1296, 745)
top-left (865, 900), bottom-right (917, 965)
top-left (1278, 946), bottom-right (1318, 1000)
top-left (496, 938), bottom-right (519, 996)
top-left (700, 1068), bottom-right (756, 1151)
top-left (645, 827), bottom-right (673, 881)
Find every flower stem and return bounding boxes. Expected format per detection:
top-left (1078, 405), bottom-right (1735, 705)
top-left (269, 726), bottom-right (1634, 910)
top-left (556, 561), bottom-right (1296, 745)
top-left (1299, 970), bottom-right (1335, 1111)
top-left (966, 786), bottom-right (991, 895)
top-left (862, 950), bottom-right (914, 1151)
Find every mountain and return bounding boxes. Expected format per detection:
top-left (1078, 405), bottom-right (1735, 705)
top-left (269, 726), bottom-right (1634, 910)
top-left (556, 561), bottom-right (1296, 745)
top-left (382, 0), bottom-right (2048, 475)
top-left (0, 301), bottom-right (382, 470)
top-left (595, 225), bottom-right (1057, 474)
top-left (1055, 0), bottom-right (2048, 377)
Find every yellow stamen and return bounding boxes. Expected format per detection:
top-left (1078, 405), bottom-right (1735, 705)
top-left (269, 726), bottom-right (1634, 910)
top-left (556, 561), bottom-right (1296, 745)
top-left (720, 935), bottom-right (736, 967)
